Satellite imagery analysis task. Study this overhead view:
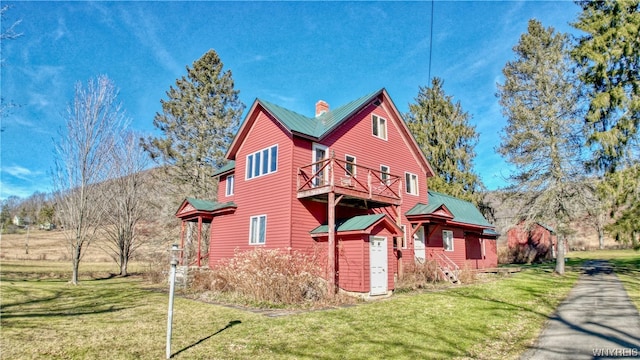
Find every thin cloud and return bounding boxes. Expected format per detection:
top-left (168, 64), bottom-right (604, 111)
top-left (2, 165), bottom-right (40, 180)
top-left (119, 5), bottom-right (181, 75)
top-left (21, 65), bottom-right (65, 111)
top-left (54, 16), bottom-right (68, 41)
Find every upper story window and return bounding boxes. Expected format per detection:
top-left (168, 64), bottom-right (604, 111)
top-left (249, 215), bottom-right (267, 245)
top-left (372, 114), bottom-right (387, 140)
top-left (246, 145), bottom-right (278, 180)
top-left (380, 165), bottom-right (390, 184)
top-left (443, 230), bottom-right (454, 251)
top-left (225, 175), bottom-right (234, 196)
top-left (345, 154), bottom-right (356, 176)
top-left (405, 172), bottom-right (418, 196)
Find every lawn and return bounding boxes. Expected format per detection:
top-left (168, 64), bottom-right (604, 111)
top-left (0, 259), bottom-right (585, 360)
top-left (3, 249), bottom-right (638, 360)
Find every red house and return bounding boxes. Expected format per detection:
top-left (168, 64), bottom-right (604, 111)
top-left (176, 88), bottom-right (498, 296)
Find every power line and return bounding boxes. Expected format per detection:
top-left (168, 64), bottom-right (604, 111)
top-left (428, 0), bottom-right (434, 82)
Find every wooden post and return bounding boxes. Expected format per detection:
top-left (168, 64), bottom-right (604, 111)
top-left (197, 217), bottom-right (202, 267)
top-left (328, 188), bottom-right (337, 296)
top-left (179, 221), bottom-right (185, 266)
top-left (395, 205), bottom-right (403, 280)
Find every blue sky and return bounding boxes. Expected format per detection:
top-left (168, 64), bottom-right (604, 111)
top-left (0, 1), bottom-right (581, 200)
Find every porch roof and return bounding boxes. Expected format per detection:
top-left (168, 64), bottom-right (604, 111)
top-left (406, 190), bottom-right (493, 228)
top-left (175, 198), bottom-right (237, 220)
top-left (310, 214), bottom-right (401, 236)
top-left (212, 161), bottom-right (236, 177)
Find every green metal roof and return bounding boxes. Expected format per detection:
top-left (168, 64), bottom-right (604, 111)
top-left (406, 190), bottom-right (493, 228)
top-left (310, 213), bottom-right (386, 234)
top-left (212, 161), bottom-right (236, 177)
top-left (259, 89), bottom-right (383, 139)
top-left (185, 198), bottom-right (236, 212)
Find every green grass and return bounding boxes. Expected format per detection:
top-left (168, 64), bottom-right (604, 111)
top-left (1, 260), bottom-right (581, 360)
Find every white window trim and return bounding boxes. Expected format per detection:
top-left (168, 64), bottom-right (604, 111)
top-left (405, 172), bottom-right (419, 196)
top-left (380, 164), bottom-right (390, 185)
top-left (443, 230), bottom-right (454, 252)
top-left (345, 154), bottom-right (356, 177)
top-left (312, 143), bottom-right (329, 187)
top-left (401, 224), bottom-right (408, 249)
top-left (249, 214), bottom-right (267, 245)
top-left (372, 114), bottom-right (388, 140)
top-left (246, 145), bottom-right (278, 180)
top-left (225, 175), bottom-right (234, 196)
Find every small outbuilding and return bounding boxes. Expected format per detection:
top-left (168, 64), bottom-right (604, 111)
top-left (506, 221), bottom-right (557, 263)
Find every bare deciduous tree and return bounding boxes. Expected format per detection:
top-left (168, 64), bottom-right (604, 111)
top-left (102, 131), bottom-right (152, 276)
top-left (52, 75), bottom-right (125, 285)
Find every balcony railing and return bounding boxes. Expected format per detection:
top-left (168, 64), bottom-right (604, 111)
top-left (297, 157), bottom-right (402, 205)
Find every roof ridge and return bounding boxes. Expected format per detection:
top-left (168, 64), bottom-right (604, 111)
top-left (258, 89), bottom-right (384, 138)
top-left (428, 189), bottom-right (472, 203)
top-left (258, 98), bottom-right (312, 120)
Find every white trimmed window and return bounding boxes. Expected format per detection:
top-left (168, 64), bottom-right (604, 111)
top-left (443, 230), bottom-right (454, 251)
top-left (345, 154), bottom-right (356, 176)
top-left (372, 114), bottom-right (387, 140)
top-left (225, 175), bottom-right (234, 196)
top-left (249, 215), bottom-right (267, 245)
top-left (246, 145), bottom-right (278, 179)
top-left (405, 172), bottom-right (418, 195)
top-left (380, 165), bottom-right (390, 184)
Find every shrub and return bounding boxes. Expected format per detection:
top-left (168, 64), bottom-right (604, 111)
top-left (396, 259), bottom-right (440, 291)
top-left (193, 248), bottom-right (327, 306)
top-left (457, 265), bottom-right (477, 283)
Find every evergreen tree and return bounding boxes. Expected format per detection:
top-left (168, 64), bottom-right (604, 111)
top-left (600, 163), bottom-right (640, 248)
top-left (142, 49), bottom-right (244, 200)
top-left (406, 77), bottom-right (483, 205)
top-left (497, 20), bottom-right (584, 274)
top-left (571, 0), bottom-right (640, 173)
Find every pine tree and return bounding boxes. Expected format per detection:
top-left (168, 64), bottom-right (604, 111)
top-left (406, 77), bottom-right (483, 205)
top-left (571, 0), bottom-right (640, 173)
top-left (142, 49), bottom-right (244, 201)
top-left (497, 20), bottom-right (584, 274)
top-left (600, 164), bottom-right (640, 248)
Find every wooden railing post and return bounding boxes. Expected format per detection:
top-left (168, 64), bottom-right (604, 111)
top-left (328, 191), bottom-right (336, 296)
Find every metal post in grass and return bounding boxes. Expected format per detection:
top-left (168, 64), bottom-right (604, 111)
top-left (166, 244), bottom-right (180, 359)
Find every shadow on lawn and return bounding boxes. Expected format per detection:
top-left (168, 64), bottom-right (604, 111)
top-left (171, 320), bottom-right (242, 358)
top-left (462, 261), bottom-right (640, 358)
top-left (1, 276), bottom-right (149, 326)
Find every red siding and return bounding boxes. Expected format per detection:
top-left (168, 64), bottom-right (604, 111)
top-left (209, 109), bottom-right (294, 266)
top-left (314, 101), bottom-right (428, 273)
top-left (205, 93), bottom-right (496, 292)
top-left (337, 235), bottom-right (366, 292)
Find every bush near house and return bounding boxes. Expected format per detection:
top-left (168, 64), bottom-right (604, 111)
top-left (189, 248), bottom-right (330, 307)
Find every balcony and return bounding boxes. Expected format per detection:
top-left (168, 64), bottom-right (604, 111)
top-left (297, 157), bottom-right (402, 207)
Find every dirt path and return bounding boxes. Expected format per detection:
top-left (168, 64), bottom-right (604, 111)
top-left (521, 260), bottom-right (640, 359)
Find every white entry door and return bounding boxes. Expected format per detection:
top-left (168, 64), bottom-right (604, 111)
top-left (369, 236), bottom-right (388, 295)
top-left (414, 226), bottom-right (426, 262)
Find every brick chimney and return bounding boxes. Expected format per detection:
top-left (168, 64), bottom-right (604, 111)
top-left (315, 100), bottom-right (329, 117)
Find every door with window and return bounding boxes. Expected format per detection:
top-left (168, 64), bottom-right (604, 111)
top-left (312, 144), bottom-right (328, 187)
top-left (369, 236), bottom-right (388, 295)
top-left (414, 226), bottom-right (426, 262)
